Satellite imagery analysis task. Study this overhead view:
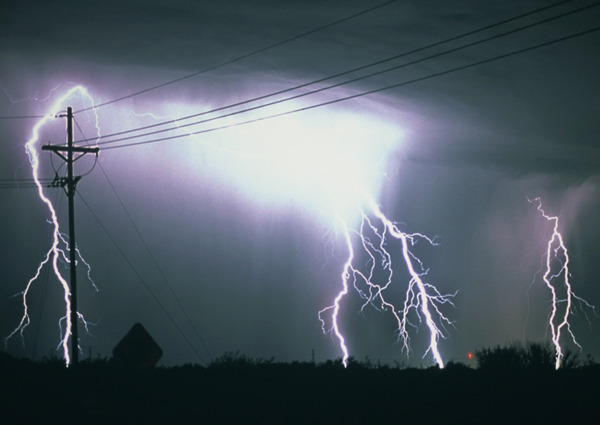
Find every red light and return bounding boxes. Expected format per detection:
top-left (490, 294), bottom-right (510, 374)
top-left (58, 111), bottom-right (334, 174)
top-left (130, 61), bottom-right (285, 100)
top-left (467, 352), bottom-right (474, 360)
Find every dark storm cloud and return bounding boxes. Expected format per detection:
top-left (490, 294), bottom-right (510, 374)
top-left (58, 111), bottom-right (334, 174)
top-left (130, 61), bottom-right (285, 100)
top-left (2, 0), bottom-right (362, 71)
top-left (1, 0), bottom-right (599, 366)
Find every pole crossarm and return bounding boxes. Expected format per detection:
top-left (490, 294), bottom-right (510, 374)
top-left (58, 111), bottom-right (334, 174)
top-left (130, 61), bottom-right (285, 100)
top-left (42, 145), bottom-right (99, 164)
top-left (42, 145), bottom-right (100, 154)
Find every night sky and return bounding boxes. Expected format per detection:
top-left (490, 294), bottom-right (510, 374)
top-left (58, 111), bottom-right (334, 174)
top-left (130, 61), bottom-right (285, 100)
top-left (1, 0), bottom-right (599, 367)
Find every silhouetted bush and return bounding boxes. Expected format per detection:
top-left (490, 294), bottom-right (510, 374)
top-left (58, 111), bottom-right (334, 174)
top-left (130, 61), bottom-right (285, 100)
top-left (208, 350), bottom-right (274, 368)
top-left (475, 342), bottom-right (578, 371)
top-left (443, 360), bottom-right (473, 371)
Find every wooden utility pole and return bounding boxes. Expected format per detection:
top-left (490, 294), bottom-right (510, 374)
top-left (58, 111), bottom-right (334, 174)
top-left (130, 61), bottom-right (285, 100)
top-left (42, 106), bottom-right (99, 366)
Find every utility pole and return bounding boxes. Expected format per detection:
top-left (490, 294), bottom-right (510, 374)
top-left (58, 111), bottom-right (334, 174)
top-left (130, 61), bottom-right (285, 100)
top-left (42, 106), bottom-right (99, 366)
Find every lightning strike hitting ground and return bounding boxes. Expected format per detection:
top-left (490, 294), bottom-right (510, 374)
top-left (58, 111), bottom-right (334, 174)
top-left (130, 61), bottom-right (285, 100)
top-left (319, 195), bottom-right (455, 368)
top-left (530, 197), bottom-right (595, 369)
top-left (4, 86), bottom-right (98, 366)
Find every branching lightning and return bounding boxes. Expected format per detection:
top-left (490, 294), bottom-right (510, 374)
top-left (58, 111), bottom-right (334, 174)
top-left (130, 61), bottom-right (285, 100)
top-left (5, 84), bottom-right (454, 369)
top-left (530, 197), bottom-right (596, 369)
top-left (4, 86), bottom-right (98, 366)
top-left (319, 195), bottom-right (455, 368)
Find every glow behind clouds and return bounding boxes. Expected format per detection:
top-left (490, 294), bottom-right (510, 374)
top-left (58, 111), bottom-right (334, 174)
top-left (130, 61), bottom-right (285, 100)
top-left (129, 101), bottom-right (403, 224)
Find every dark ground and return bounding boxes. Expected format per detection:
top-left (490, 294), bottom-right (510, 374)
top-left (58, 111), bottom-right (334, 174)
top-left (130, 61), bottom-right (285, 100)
top-left (1, 351), bottom-right (598, 425)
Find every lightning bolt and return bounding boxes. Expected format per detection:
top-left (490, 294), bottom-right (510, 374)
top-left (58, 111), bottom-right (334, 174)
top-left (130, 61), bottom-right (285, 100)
top-left (530, 197), bottom-right (595, 369)
top-left (4, 85), bottom-right (98, 366)
top-left (319, 195), bottom-right (455, 368)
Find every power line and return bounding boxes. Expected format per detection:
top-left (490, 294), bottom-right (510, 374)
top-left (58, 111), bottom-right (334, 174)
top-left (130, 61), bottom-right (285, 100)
top-left (83, 0), bottom-right (578, 145)
top-left (72, 113), bottom-right (212, 362)
top-left (0, 184), bottom-right (42, 189)
top-left (0, 178), bottom-right (54, 182)
top-left (0, 115), bottom-right (46, 120)
top-left (101, 26), bottom-right (600, 151)
top-left (77, 191), bottom-right (208, 365)
top-left (102, 25), bottom-right (600, 151)
top-left (0, 185), bottom-right (45, 189)
top-left (74, 0), bottom-right (398, 114)
top-left (96, 159), bottom-right (213, 362)
top-left (0, 178), bottom-right (55, 189)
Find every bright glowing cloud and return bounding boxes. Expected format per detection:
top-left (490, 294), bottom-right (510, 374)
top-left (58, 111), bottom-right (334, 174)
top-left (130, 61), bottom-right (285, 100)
top-left (179, 103), bottom-right (403, 223)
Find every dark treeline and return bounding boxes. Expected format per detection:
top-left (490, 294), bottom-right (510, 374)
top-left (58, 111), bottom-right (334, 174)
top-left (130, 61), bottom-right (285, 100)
top-left (1, 344), bottom-right (598, 425)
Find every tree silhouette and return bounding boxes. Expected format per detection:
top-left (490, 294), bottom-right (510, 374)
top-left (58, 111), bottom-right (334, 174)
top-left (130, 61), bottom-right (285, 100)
top-left (475, 342), bottom-right (580, 371)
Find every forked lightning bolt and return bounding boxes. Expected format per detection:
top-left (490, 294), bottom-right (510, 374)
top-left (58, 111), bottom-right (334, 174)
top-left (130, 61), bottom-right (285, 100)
top-left (530, 197), bottom-right (595, 369)
top-left (4, 86), bottom-right (98, 366)
top-left (319, 195), bottom-right (455, 368)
